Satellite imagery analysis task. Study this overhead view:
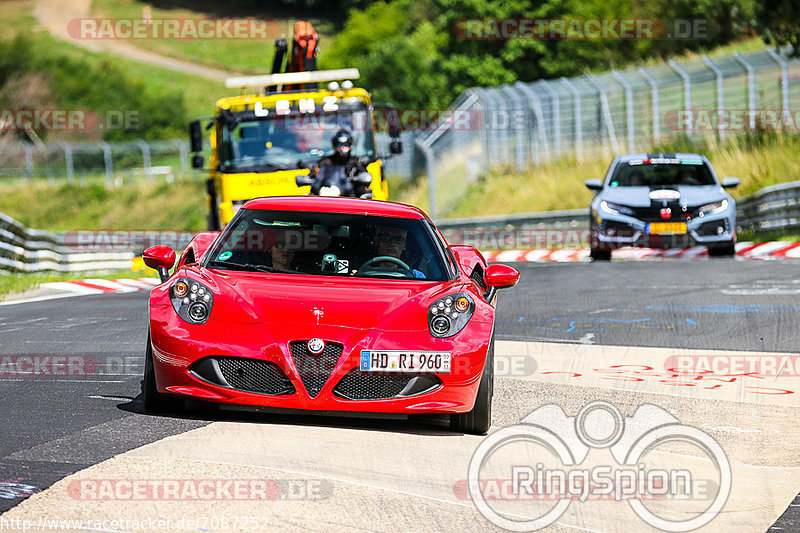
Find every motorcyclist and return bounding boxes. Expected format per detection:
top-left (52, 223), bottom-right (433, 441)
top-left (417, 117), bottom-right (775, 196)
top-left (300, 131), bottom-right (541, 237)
top-left (309, 130), bottom-right (372, 198)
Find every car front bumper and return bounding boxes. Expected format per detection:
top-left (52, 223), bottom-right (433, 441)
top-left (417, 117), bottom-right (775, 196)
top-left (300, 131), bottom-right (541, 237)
top-left (590, 207), bottom-right (736, 250)
top-left (149, 307), bottom-right (493, 414)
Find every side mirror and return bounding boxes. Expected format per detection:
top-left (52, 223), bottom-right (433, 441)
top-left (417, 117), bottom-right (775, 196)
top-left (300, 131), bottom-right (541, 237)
top-left (189, 120), bottom-right (203, 153)
top-left (484, 263), bottom-right (520, 301)
top-left (585, 179), bottom-right (603, 191)
top-left (192, 155), bottom-right (204, 169)
top-left (389, 141), bottom-right (403, 155)
top-left (143, 245), bottom-right (176, 283)
top-left (296, 174), bottom-right (314, 187)
top-left (722, 177), bottom-right (740, 189)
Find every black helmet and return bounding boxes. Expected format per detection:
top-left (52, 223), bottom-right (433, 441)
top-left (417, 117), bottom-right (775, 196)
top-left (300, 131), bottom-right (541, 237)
top-left (332, 130), bottom-right (353, 157)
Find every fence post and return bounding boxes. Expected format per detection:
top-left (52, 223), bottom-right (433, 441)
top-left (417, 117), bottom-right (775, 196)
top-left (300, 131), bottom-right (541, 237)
top-left (136, 140), bottom-right (152, 180)
top-left (560, 77), bottom-right (582, 159)
top-left (668, 60), bottom-right (692, 117)
top-left (173, 139), bottom-right (188, 173)
top-left (24, 144), bottom-right (33, 181)
top-left (415, 137), bottom-right (436, 221)
top-left (733, 52), bottom-right (756, 130)
top-left (701, 55), bottom-right (726, 141)
top-left (514, 82), bottom-right (551, 164)
top-left (637, 67), bottom-right (660, 142)
top-left (98, 141), bottom-right (114, 186)
top-left (584, 74), bottom-right (620, 155)
top-left (501, 85), bottom-right (527, 172)
top-left (59, 142), bottom-right (74, 184)
top-left (611, 71), bottom-right (636, 152)
top-left (765, 48), bottom-right (790, 112)
top-left (536, 81), bottom-right (561, 156)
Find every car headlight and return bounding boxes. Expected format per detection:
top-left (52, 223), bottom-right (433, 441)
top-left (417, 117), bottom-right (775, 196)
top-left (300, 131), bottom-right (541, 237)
top-left (694, 199), bottom-right (728, 218)
top-left (170, 277), bottom-right (214, 324)
top-left (429, 293), bottom-right (474, 338)
top-left (600, 201), bottom-right (637, 217)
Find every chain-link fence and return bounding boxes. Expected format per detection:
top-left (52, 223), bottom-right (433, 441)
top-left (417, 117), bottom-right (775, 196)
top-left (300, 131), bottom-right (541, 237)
top-left (416, 48), bottom-right (800, 219)
top-left (0, 139), bottom-right (192, 186)
top-left (0, 133), bottom-right (418, 187)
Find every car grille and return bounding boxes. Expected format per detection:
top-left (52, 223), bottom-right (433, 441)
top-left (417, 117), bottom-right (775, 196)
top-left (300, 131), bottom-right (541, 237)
top-left (629, 204), bottom-right (691, 222)
top-left (332, 369), bottom-right (442, 400)
top-left (332, 370), bottom-right (414, 400)
top-left (470, 264), bottom-right (486, 291)
top-left (290, 341), bottom-right (343, 397)
top-left (216, 357), bottom-right (295, 395)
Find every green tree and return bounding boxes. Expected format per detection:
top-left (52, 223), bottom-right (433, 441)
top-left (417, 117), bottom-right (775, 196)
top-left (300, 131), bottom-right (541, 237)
top-left (758, 0), bottom-right (800, 56)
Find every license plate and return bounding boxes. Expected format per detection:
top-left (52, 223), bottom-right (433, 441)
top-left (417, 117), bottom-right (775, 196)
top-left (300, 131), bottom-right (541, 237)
top-left (648, 222), bottom-right (687, 234)
top-left (360, 350), bottom-right (451, 373)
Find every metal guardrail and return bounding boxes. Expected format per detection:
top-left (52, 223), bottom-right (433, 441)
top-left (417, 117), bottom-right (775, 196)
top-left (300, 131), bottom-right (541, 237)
top-left (436, 209), bottom-right (586, 230)
top-left (736, 180), bottom-right (800, 234)
top-left (1, 180), bottom-right (797, 272)
top-left (0, 212), bottom-right (133, 273)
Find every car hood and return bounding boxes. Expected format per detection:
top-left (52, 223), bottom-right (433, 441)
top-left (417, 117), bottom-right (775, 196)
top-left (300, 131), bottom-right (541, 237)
top-left (203, 269), bottom-right (465, 332)
top-left (600, 185), bottom-right (727, 207)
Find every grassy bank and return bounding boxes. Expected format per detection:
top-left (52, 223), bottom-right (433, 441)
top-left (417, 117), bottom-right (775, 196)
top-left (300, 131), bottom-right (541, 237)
top-left (393, 133), bottom-right (800, 218)
top-left (0, 180), bottom-right (206, 231)
top-left (91, 0), bottom-right (332, 76)
top-left (2, 1), bottom-right (231, 122)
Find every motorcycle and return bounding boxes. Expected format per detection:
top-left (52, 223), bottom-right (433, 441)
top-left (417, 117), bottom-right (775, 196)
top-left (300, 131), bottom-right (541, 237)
top-left (295, 161), bottom-right (373, 199)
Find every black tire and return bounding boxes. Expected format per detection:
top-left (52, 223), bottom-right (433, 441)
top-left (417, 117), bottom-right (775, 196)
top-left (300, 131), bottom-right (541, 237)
top-left (590, 249), bottom-right (612, 261)
top-left (142, 333), bottom-right (180, 413)
top-left (708, 242), bottom-right (736, 257)
top-left (451, 336), bottom-right (494, 435)
top-left (206, 178), bottom-right (221, 231)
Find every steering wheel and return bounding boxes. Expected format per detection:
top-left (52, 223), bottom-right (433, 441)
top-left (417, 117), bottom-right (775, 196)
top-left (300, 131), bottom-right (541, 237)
top-left (359, 256), bottom-right (413, 278)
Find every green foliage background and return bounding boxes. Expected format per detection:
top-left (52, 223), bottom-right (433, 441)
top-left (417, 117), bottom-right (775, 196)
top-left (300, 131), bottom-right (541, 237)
top-left (321, 0), bottom-right (767, 109)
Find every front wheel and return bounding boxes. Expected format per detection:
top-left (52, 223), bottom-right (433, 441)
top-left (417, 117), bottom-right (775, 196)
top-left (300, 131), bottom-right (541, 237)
top-left (451, 336), bottom-right (494, 435)
top-left (142, 333), bottom-right (180, 413)
top-left (590, 249), bottom-right (612, 261)
top-left (708, 242), bottom-right (736, 257)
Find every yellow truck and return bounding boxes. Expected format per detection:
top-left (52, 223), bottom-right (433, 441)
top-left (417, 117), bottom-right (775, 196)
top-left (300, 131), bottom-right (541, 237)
top-left (189, 68), bottom-right (402, 229)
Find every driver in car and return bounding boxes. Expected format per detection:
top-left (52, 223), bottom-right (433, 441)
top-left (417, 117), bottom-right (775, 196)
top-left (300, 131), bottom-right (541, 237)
top-left (368, 226), bottom-right (426, 278)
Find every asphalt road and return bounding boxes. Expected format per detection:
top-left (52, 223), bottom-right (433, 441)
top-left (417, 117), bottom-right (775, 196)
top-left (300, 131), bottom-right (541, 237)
top-left (0, 259), bottom-right (798, 531)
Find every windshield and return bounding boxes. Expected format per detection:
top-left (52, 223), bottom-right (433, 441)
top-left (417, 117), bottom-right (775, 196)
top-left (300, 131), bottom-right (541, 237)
top-left (608, 158), bottom-right (717, 187)
top-left (204, 209), bottom-right (451, 281)
top-left (218, 104), bottom-right (375, 171)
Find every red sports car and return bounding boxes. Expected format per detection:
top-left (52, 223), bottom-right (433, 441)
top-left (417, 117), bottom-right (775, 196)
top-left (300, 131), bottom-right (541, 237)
top-left (142, 197), bottom-right (519, 434)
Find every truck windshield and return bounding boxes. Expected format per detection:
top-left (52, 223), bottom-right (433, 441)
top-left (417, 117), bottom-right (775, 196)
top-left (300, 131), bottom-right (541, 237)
top-left (218, 104), bottom-right (375, 172)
